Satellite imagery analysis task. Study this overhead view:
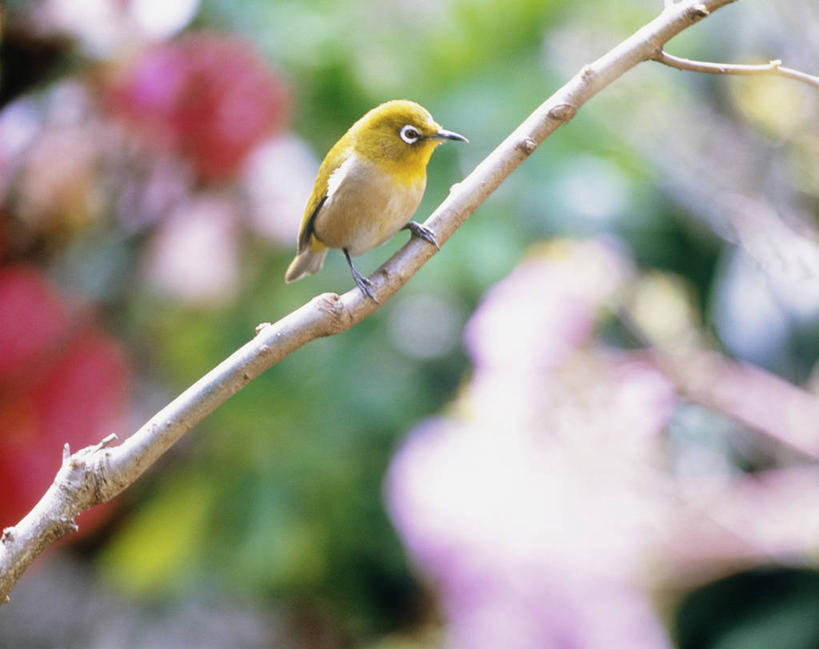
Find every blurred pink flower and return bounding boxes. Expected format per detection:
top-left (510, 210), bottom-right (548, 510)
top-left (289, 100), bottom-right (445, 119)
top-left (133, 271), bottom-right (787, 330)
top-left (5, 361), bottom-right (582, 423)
top-left (387, 238), bottom-right (676, 648)
top-left (1, 83), bottom-right (108, 238)
top-left (142, 194), bottom-right (240, 306)
top-left (241, 134), bottom-right (319, 247)
top-left (463, 238), bottom-right (631, 371)
top-left (0, 99), bottom-right (40, 200)
top-left (387, 359), bottom-right (677, 649)
top-left (463, 238), bottom-right (635, 432)
top-left (387, 237), bottom-right (819, 646)
top-left (0, 265), bottom-right (129, 534)
top-left (14, 123), bottom-right (104, 233)
top-left (30, 0), bottom-right (200, 57)
top-left (107, 32), bottom-right (291, 181)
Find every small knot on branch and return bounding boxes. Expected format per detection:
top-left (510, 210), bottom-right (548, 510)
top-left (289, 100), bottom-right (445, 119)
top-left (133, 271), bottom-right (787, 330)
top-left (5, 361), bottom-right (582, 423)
top-left (2, 528), bottom-right (14, 544)
top-left (547, 103), bottom-right (577, 123)
top-left (516, 137), bottom-right (538, 156)
top-left (59, 517), bottom-right (79, 534)
top-left (314, 292), bottom-right (352, 335)
top-left (255, 322), bottom-right (273, 336)
top-left (690, 3), bottom-right (710, 19)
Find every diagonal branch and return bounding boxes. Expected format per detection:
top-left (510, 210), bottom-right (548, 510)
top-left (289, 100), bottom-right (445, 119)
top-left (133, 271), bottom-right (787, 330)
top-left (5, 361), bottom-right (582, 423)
top-left (0, 0), bottom-right (740, 604)
top-left (654, 49), bottom-right (819, 89)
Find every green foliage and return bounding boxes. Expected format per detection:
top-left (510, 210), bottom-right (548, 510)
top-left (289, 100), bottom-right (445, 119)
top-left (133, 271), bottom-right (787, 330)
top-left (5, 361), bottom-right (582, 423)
top-left (676, 569), bottom-right (819, 649)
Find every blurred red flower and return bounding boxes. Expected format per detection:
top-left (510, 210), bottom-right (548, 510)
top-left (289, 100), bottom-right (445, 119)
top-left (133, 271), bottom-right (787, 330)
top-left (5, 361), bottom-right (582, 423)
top-left (0, 266), bottom-right (129, 534)
top-left (106, 32), bottom-right (291, 181)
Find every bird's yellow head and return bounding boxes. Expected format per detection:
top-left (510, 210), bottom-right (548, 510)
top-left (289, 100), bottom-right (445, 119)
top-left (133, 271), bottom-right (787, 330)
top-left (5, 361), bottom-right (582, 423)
top-left (347, 100), bottom-right (468, 179)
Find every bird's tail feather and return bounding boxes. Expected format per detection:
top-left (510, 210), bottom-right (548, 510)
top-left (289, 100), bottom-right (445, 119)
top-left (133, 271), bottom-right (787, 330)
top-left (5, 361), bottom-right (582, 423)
top-left (285, 248), bottom-right (328, 283)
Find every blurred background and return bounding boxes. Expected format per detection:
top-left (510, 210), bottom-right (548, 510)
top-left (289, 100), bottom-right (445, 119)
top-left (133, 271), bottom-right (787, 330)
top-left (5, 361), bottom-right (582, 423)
top-left (1, 0), bottom-right (819, 647)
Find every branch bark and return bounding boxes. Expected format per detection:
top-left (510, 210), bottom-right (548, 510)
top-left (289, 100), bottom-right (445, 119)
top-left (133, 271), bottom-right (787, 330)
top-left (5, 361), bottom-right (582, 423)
top-left (0, 0), bottom-right (744, 604)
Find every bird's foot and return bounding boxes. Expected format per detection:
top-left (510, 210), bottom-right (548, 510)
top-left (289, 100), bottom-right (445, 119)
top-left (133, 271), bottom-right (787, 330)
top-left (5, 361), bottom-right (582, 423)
top-left (351, 267), bottom-right (378, 303)
top-left (404, 221), bottom-right (440, 249)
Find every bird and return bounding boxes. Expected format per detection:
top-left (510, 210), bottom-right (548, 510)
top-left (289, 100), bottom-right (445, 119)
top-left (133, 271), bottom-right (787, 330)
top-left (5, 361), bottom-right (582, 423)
top-left (284, 99), bottom-right (468, 301)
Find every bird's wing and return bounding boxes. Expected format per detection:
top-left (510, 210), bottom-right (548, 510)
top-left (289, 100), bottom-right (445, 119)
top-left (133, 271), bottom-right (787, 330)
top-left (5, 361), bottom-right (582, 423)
top-left (298, 194), bottom-right (327, 252)
top-left (296, 144), bottom-right (352, 254)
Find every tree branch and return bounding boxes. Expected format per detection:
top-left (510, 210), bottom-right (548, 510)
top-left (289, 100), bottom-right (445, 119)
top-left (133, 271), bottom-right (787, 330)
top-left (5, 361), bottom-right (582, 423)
top-left (654, 50), bottom-right (819, 89)
top-left (0, 0), bottom-right (740, 604)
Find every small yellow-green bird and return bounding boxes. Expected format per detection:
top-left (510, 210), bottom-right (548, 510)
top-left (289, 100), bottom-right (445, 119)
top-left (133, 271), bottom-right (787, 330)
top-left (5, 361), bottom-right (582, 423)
top-left (285, 99), bottom-right (468, 301)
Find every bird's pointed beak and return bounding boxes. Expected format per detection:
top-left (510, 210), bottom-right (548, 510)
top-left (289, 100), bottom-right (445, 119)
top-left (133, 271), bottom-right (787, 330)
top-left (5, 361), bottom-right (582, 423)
top-left (435, 129), bottom-right (469, 143)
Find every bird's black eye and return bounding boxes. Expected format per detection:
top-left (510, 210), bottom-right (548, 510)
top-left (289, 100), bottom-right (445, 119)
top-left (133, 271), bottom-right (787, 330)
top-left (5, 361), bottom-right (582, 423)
top-left (400, 125), bottom-right (421, 144)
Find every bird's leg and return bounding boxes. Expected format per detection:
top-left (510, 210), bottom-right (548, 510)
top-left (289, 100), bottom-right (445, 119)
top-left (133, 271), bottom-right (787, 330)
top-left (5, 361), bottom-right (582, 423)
top-left (344, 248), bottom-right (378, 302)
top-left (403, 221), bottom-right (440, 249)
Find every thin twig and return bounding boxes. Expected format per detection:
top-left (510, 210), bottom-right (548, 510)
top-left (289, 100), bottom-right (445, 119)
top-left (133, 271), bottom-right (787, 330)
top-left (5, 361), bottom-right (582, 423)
top-left (655, 50), bottom-right (819, 89)
top-left (0, 0), bottom-right (740, 604)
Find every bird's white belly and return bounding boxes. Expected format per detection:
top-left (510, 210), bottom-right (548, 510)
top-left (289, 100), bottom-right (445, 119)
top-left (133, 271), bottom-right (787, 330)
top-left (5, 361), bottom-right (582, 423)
top-left (313, 154), bottom-right (425, 256)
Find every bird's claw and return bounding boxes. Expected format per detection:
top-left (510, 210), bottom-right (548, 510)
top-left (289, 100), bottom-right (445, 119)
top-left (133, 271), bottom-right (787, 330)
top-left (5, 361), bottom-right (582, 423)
top-left (352, 269), bottom-right (378, 303)
top-left (404, 221), bottom-right (440, 249)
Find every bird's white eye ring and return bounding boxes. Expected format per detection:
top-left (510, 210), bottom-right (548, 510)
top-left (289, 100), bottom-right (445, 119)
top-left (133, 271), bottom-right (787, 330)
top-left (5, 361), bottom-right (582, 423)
top-left (400, 125), bottom-right (421, 144)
